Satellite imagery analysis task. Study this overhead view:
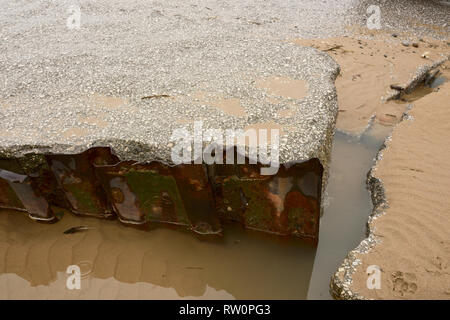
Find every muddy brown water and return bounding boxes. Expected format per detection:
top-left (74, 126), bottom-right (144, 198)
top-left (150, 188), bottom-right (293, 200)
top-left (0, 128), bottom-right (387, 300)
top-left (307, 127), bottom-right (388, 299)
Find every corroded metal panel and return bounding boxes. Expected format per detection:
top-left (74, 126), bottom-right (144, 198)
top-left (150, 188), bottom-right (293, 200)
top-left (213, 158), bottom-right (322, 242)
top-left (96, 161), bottom-right (221, 235)
top-left (0, 148), bottom-right (322, 243)
top-left (95, 161), bottom-right (190, 226)
top-left (46, 148), bottom-right (118, 218)
top-left (0, 172), bottom-right (26, 211)
top-left (172, 164), bottom-right (222, 235)
top-left (0, 158), bottom-right (54, 220)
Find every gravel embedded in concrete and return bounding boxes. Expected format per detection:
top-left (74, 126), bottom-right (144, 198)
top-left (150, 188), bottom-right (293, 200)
top-left (0, 1), bottom-right (341, 169)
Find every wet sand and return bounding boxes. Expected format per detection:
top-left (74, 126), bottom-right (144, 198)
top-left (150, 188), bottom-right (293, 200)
top-left (334, 66), bottom-right (450, 299)
top-left (294, 29), bottom-right (450, 135)
top-left (299, 27), bottom-right (450, 299)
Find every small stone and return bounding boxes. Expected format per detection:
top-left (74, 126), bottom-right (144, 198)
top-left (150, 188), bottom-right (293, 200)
top-left (421, 51), bottom-right (430, 58)
top-left (401, 40), bottom-right (410, 47)
top-left (391, 33), bottom-right (398, 38)
top-left (412, 42), bottom-right (419, 48)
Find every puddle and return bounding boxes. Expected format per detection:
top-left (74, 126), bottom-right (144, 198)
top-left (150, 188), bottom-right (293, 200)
top-left (91, 94), bottom-right (128, 109)
top-left (307, 129), bottom-right (385, 299)
top-left (0, 129), bottom-right (384, 299)
top-left (395, 85), bottom-right (435, 103)
top-left (430, 76), bottom-right (446, 88)
top-left (395, 74), bottom-right (447, 103)
top-left (0, 210), bottom-right (315, 299)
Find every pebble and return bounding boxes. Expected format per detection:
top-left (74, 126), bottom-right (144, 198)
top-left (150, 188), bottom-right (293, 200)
top-left (401, 40), bottom-right (410, 47)
top-left (412, 43), bottom-right (419, 48)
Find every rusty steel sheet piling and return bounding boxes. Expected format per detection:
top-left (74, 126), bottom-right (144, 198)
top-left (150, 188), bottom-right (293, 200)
top-left (0, 158), bottom-right (54, 221)
top-left (0, 147), bottom-right (324, 243)
top-left (213, 159), bottom-right (322, 242)
top-left (47, 148), bottom-right (119, 218)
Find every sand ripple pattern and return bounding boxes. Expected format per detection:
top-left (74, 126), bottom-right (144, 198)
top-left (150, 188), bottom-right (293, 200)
top-left (344, 80), bottom-right (450, 299)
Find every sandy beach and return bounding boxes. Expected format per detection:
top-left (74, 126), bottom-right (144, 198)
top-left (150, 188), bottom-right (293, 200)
top-left (332, 60), bottom-right (450, 299)
top-left (293, 22), bottom-right (450, 299)
top-left (295, 29), bottom-right (450, 135)
top-left (0, 0), bottom-right (450, 302)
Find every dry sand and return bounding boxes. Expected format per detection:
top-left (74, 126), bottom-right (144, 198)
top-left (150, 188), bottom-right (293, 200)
top-left (294, 29), bottom-right (450, 135)
top-left (334, 64), bottom-right (450, 299)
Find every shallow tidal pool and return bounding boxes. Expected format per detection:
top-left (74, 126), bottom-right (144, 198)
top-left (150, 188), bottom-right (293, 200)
top-left (0, 130), bottom-right (386, 299)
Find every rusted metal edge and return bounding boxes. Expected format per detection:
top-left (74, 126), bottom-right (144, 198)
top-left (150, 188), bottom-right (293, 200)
top-left (0, 147), bottom-right (324, 243)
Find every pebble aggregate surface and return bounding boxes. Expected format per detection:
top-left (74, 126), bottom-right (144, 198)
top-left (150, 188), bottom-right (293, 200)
top-left (1, 0), bottom-right (448, 164)
top-left (0, 0), bottom-right (345, 167)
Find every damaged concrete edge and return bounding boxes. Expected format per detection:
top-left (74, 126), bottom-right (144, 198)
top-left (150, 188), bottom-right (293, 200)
top-left (385, 55), bottom-right (450, 101)
top-left (0, 50), bottom-right (341, 223)
top-left (329, 103), bottom-right (416, 300)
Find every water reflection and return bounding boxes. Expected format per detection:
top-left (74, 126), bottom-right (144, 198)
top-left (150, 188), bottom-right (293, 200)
top-left (307, 129), bottom-right (386, 299)
top-left (0, 131), bottom-right (385, 299)
top-left (0, 210), bottom-right (315, 299)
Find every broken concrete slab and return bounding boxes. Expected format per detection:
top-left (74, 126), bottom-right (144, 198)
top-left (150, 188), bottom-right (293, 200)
top-left (0, 1), bottom-right (340, 242)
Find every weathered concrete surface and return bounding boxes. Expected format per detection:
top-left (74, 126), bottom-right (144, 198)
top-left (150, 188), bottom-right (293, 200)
top-left (0, 1), bottom-right (342, 241)
top-left (347, 0), bottom-right (449, 40)
top-left (0, 1), bottom-right (339, 166)
top-left (331, 63), bottom-right (450, 299)
top-left (2, 0), bottom-right (449, 175)
top-left (2, 0), bottom-right (450, 160)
